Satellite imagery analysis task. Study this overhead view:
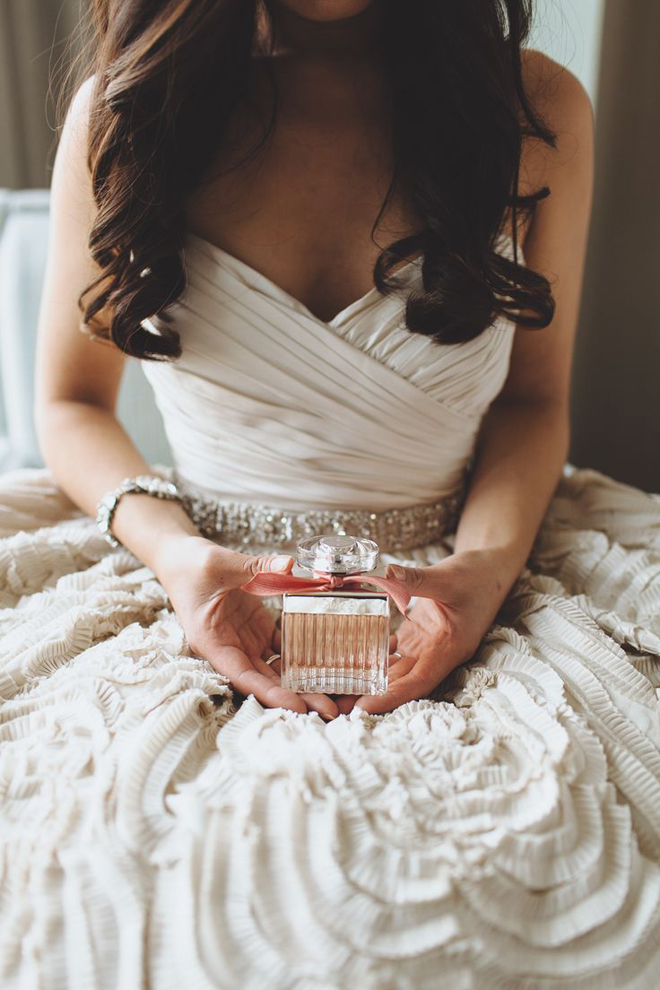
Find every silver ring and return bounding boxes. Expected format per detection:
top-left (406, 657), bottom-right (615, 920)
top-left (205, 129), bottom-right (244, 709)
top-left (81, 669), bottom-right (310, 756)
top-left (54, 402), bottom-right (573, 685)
top-left (265, 653), bottom-right (280, 666)
top-left (392, 651), bottom-right (403, 659)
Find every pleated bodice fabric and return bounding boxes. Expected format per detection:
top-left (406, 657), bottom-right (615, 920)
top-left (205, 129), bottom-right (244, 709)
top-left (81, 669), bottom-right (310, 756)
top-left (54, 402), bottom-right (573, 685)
top-left (141, 232), bottom-right (519, 510)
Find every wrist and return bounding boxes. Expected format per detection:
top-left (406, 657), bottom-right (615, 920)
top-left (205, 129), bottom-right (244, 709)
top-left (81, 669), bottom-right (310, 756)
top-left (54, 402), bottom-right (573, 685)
top-left (110, 488), bottom-right (204, 576)
top-left (150, 529), bottom-right (210, 589)
top-left (445, 545), bottom-right (525, 604)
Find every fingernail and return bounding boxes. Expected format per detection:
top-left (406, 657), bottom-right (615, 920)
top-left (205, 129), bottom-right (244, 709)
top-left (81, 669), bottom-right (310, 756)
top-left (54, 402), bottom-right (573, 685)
top-left (271, 555), bottom-right (292, 572)
top-left (387, 564), bottom-right (407, 582)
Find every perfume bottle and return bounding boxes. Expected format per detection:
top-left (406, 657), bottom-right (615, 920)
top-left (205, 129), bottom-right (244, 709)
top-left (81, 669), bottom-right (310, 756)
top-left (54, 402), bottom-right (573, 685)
top-left (280, 534), bottom-right (390, 696)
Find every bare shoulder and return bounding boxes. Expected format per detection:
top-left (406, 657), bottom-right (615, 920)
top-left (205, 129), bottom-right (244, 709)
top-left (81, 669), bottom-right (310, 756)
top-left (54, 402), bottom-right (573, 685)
top-left (59, 73), bottom-right (97, 158)
top-left (518, 49), bottom-right (594, 195)
top-left (521, 48), bottom-right (593, 123)
top-left (505, 49), bottom-right (594, 248)
top-left (49, 73), bottom-right (102, 252)
top-left (498, 51), bottom-right (596, 407)
top-left (67, 72), bottom-right (97, 117)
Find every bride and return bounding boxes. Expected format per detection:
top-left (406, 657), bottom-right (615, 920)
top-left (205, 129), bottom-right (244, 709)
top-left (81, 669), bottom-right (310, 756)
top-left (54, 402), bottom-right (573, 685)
top-left (3, 0), bottom-right (659, 986)
top-left (36, 0), bottom-right (591, 721)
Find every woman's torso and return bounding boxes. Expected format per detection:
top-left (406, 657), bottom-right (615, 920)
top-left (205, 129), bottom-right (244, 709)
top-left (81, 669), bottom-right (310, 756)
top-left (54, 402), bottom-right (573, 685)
top-left (142, 53), bottom-right (528, 511)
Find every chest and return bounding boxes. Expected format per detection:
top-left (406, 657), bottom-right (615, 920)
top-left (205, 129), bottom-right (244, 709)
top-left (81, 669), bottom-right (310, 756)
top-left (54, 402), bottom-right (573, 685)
top-left (182, 61), bottom-right (533, 325)
top-left (183, 98), bottom-right (422, 324)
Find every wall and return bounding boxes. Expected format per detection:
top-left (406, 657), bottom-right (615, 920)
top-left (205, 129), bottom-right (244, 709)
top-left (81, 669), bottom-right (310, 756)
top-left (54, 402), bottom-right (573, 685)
top-left (0, 1), bottom-right (80, 189)
top-left (568, 0), bottom-right (660, 493)
top-left (530, 1), bottom-right (660, 493)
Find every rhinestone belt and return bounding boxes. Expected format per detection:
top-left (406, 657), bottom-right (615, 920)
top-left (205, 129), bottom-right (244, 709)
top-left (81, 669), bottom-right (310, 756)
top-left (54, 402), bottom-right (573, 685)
top-left (171, 472), bottom-right (464, 554)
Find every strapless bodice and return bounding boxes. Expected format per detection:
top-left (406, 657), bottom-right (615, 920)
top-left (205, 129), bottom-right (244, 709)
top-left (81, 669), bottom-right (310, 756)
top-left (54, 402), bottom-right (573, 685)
top-left (141, 232), bottom-right (520, 511)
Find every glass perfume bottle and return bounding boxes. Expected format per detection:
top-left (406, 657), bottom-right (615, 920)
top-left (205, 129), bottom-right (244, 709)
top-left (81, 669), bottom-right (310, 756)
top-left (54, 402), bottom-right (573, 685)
top-left (280, 534), bottom-right (390, 696)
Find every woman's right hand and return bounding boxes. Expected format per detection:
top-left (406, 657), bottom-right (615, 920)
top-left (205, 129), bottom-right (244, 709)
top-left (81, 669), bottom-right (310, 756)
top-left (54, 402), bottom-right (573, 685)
top-left (154, 533), bottom-right (339, 720)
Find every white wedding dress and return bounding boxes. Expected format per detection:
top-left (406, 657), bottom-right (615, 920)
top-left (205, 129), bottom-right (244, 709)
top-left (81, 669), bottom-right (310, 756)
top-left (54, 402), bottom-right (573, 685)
top-left (0, 230), bottom-right (659, 990)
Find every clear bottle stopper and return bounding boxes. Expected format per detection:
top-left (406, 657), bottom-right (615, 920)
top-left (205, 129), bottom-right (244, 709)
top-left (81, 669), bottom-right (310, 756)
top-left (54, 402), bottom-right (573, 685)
top-left (295, 533), bottom-right (379, 575)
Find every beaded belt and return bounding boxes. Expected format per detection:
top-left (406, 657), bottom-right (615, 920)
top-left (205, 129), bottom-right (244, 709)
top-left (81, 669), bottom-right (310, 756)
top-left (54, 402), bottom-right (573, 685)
top-left (171, 472), bottom-right (464, 554)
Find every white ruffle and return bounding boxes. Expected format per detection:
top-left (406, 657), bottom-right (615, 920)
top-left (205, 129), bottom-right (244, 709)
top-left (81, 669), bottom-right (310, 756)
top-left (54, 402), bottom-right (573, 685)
top-left (0, 466), bottom-right (659, 989)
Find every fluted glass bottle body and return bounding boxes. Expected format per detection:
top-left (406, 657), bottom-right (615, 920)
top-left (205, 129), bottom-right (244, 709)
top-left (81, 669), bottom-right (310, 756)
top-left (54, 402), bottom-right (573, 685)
top-left (280, 590), bottom-right (389, 695)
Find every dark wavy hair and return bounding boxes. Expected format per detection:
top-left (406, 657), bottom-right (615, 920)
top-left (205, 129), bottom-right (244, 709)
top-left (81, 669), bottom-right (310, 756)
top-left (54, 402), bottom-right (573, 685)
top-left (66, 0), bottom-right (557, 360)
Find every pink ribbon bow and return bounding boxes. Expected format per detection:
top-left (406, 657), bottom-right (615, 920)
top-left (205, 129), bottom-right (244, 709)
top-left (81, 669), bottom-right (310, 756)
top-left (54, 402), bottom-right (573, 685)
top-left (241, 568), bottom-right (412, 617)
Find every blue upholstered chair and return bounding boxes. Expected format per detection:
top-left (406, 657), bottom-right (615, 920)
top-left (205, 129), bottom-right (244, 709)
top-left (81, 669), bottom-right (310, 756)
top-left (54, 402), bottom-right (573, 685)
top-left (0, 188), bottom-right (172, 471)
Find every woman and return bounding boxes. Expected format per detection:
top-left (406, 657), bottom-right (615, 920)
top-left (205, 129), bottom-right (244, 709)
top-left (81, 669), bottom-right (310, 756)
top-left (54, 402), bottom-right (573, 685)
top-left (36, 0), bottom-right (590, 722)
top-left (2, 0), bottom-right (659, 986)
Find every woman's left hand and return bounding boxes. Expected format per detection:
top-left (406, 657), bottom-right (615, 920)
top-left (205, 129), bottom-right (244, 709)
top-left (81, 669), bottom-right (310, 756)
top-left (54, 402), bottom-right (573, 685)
top-left (334, 548), bottom-right (515, 716)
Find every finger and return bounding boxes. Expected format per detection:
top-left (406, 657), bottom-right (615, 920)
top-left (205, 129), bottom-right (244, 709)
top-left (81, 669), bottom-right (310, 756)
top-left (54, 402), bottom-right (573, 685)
top-left (334, 695), bottom-right (357, 715)
top-left (254, 652), bottom-right (337, 721)
top-left (387, 653), bottom-right (417, 680)
top-left (353, 668), bottom-right (438, 716)
top-left (252, 606), bottom-right (278, 644)
top-left (385, 562), bottom-right (449, 602)
top-left (330, 653), bottom-right (413, 718)
top-left (216, 549), bottom-right (295, 590)
top-left (259, 640), bottom-right (281, 665)
top-left (299, 691), bottom-right (339, 721)
top-left (254, 654), bottom-right (281, 680)
top-left (244, 552), bottom-right (294, 577)
top-left (209, 645), bottom-right (308, 714)
top-left (344, 654), bottom-right (415, 717)
top-left (238, 624), bottom-right (266, 663)
top-left (258, 641), bottom-right (282, 675)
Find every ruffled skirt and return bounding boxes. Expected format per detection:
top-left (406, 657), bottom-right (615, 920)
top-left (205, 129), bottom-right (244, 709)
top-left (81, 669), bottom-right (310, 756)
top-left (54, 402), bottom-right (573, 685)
top-left (0, 466), bottom-right (659, 989)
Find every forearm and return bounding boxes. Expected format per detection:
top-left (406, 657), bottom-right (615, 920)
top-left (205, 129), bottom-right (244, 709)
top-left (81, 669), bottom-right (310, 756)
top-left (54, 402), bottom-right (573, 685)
top-left (35, 399), bottom-right (201, 573)
top-left (453, 396), bottom-right (570, 599)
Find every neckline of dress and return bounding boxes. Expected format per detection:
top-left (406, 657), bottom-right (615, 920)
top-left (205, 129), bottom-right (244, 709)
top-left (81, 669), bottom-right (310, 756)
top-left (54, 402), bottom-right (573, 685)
top-left (184, 229), bottom-right (517, 330)
top-left (184, 230), bottom-right (424, 329)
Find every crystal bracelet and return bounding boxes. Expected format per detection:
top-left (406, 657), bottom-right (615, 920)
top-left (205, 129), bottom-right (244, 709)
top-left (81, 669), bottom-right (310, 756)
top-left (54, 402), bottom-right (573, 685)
top-left (96, 475), bottom-right (183, 548)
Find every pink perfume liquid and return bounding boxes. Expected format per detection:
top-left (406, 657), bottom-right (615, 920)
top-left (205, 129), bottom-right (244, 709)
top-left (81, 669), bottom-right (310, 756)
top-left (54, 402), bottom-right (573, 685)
top-left (280, 590), bottom-right (389, 695)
